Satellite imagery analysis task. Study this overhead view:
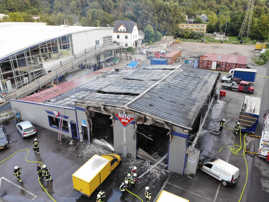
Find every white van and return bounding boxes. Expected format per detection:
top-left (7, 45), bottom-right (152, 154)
top-left (200, 158), bottom-right (240, 186)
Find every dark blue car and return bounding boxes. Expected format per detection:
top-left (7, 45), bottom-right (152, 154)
top-left (0, 127), bottom-right (8, 150)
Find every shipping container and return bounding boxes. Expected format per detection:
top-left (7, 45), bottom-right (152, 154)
top-left (164, 50), bottom-right (182, 64)
top-left (157, 190), bottom-right (189, 202)
top-left (150, 58), bottom-right (168, 65)
top-left (72, 154), bottom-right (121, 197)
top-left (199, 54), bottom-right (247, 72)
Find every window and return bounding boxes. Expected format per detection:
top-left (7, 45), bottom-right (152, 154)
top-left (62, 120), bottom-right (69, 132)
top-left (48, 116), bottom-right (69, 132)
top-left (95, 40), bottom-right (100, 45)
top-left (125, 35), bottom-right (128, 39)
top-left (48, 116), bottom-right (59, 128)
top-left (117, 35), bottom-right (120, 39)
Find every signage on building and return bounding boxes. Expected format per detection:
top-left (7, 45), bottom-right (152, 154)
top-left (115, 112), bottom-right (134, 127)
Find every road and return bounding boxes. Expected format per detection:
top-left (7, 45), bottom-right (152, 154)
top-left (246, 62), bottom-right (269, 202)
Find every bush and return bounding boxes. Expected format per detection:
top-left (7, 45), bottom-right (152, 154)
top-left (254, 50), bottom-right (269, 65)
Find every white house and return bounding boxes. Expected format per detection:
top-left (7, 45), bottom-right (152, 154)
top-left (113, 20), bottom-right (139, 48)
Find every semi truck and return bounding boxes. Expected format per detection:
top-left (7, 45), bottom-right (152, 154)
top-left (72, 154), bottom-right (121, 197)
top-left (221, 68), bottom-right (256, 83)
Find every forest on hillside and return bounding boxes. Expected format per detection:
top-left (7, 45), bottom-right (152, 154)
top-left (0, 0), bottom-right (268, 41)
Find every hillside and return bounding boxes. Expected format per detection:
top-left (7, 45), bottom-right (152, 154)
top-left (0, 0), bottom-right (268, 40)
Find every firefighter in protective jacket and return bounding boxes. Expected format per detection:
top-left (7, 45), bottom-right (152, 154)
top-left (41, 164), bottom-right (52, 182)
top-left (13, 166), bottom-right (22, 183)
top-left (145, 186), bottom-right (151, 202)
top-left (33, 138), bottom-right (40, 154)
top-left (219, 118), bottom-right (226, 132)
top-left (234, 121), bottom-right (241, 136)
top-left (96, 190), bottom-right (106, 202)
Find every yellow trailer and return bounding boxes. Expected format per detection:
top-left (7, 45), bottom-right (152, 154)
top-left (157, 190), bottom-right (189, 202)
top-left (72, 154), bottom-right (121, 197)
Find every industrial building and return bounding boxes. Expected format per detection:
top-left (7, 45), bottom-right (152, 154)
top-left (10, 64), bottom-right (219, 174)
top-left (178, 24), bottom-right (207, 33)
top-left (199, 53), bottom-right (247, 71)
top-left (0, 22), bottom-right (118, 94)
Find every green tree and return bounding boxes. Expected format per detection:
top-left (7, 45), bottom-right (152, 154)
top-left (144, 24), bottom-right (155, 43)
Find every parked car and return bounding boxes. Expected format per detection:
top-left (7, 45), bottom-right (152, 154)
top-left (16, 121), bottom-right (37, 138)
top-left (0, 126), bottom-right (8, 150)
top-left (200, 158), bottom-right (240, 186)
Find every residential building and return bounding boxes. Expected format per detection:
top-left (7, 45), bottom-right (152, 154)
top-left (113, 20), bottom-right (140, 48)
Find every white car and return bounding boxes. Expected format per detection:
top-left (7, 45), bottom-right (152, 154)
top-left (200, 158), bottom-right (240, 186)
top-left (16, 121), bottom-right (37, 138)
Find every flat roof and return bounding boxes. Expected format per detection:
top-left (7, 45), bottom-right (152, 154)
top-left (72, 155), bottom-right (109, 183)
top-left (0, 22), bottom-right (111, 60)
top-left (19, 64), bottom-right (219, 130)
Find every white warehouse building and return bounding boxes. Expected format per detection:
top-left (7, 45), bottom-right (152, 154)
top-left (0, 22), bottom-right (119, 94)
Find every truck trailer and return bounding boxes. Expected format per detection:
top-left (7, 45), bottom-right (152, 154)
top-left (221, 68), bottom-right (256, 83)
top-left (72, 154), bottom-right (121, 197)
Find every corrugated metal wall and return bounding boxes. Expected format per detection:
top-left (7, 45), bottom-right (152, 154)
top-left (168, 134), bottom-right (187, 174)
top-left (72, 28), bottom-right (113, 55)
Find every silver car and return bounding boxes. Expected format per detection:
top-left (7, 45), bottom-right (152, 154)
top-left (16, 121), bottom-right (37, 138)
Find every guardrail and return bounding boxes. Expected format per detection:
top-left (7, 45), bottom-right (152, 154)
top-left (6, 44), bottom-right (120, 100)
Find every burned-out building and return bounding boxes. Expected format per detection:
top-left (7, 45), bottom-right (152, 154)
top-left (10, 64), bottom-right (219, 174)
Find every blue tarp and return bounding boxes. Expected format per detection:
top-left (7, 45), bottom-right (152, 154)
top-left (127, 61), bottom-right (138, 68)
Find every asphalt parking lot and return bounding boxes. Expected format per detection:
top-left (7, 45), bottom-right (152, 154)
top-left (0, 118), bottom-right (168, 202)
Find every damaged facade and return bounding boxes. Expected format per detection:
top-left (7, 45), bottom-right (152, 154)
top-left (10, 64), bottom-right (219, 175)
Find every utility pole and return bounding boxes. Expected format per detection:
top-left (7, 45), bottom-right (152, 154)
top-left (239, 0), bottom-right (255, 40)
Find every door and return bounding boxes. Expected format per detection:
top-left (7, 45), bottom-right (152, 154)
top-left (81, 125), bottom-right (89, 142)
top-left (211, 62), bottom-right (217, 70)
top-left (70, 121), bottom-right (79, 140)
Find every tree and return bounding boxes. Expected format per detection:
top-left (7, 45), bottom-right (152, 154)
top-left (144, 24), bottom-right (155, 43)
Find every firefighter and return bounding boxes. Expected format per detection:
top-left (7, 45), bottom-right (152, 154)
top-left (125, 173), bottom-right (132, 184)
top-left (130, 173), bottom-right (137, 188)
top-left (33, 138), bottom-right (40, 154)
top-left (119, 180), bottom-right (129, 192)
top-left (219, 118), bottom-right (226, 132)
top-left (41, 164), bottom-right (52, 183)
top-left (37, 164), bottom-right (42, 180)
top-left (144, 186), bottom-right (151, 202)
top-left (96, 190), bottom-right (106, 202)
top-left (131, 166), bottom-right (137, 174)
top-left (13, 166), bottom-right (22, 183)
top-left (234, 121), bottom-right (241, 136)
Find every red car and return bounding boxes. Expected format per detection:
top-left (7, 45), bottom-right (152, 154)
top-left (238, 81), bottom-right (254, 94)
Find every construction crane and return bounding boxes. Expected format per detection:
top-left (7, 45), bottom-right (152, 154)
top-left (239, 0), bottom-right (255, 39)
